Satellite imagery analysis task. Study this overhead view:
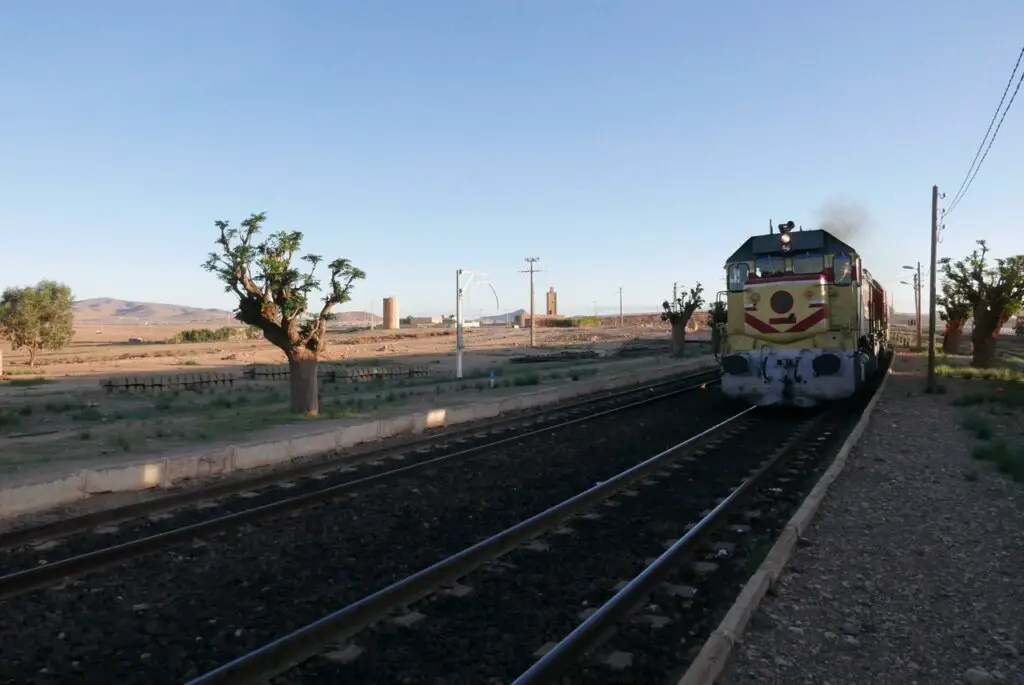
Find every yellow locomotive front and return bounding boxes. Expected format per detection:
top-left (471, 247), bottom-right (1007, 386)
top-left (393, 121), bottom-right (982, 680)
top-left (718, 221), bottom-right (889, 407)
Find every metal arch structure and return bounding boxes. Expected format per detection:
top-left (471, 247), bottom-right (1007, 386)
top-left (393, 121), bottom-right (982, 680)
top-left (455, 269), bottom-right (501, 379)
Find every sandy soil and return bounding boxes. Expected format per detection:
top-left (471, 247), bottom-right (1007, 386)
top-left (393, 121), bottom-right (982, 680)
top-left (0, 322), bottom-right (688, 379)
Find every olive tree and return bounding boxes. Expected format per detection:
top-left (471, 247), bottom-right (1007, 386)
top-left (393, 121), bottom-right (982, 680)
top-left (940, 240), bottom-right (1024, 367)
top-left (661, 282), bottom-right (704, 357)
top-left (937, 277), bottom-right (971, 354)
top-left (202, 212), bottom-right (366, 414)
top-left (0, 280), bottom-right (76, 367)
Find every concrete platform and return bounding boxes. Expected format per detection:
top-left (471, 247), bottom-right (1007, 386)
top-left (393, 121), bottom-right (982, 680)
top-left (0, 356), bottom-right (717, 520)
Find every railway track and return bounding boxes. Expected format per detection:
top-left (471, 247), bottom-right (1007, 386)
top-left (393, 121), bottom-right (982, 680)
top-left (0, 368), bottom-right (721, 598)
top-left (0, 375), bottom-right (742, 684)
top-left (184, 384), bottom-right (880, 685)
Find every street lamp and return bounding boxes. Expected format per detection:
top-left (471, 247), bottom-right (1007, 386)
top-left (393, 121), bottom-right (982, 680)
top-left (902, 263), bottom-right (922, 347)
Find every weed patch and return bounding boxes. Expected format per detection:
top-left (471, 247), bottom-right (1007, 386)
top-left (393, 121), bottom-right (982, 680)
top-left (6, 377), bottom-right (52, 387)
top-left (567, 367), bottom-right (599, 382)
top-left (953, 382), bottom-right (1024, 409)
top-left (971, 439), bottom-right (1024, 482)
top-left (72, 407), bottom-right (103, 422)
top-left (937, 364), bottom-right (1024, 382)
top-left (960, 412), bottom-right (994, 440)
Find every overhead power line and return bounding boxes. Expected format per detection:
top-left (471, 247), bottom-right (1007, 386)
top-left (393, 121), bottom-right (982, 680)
top-left (946, 44), bottom-right (1024, 216)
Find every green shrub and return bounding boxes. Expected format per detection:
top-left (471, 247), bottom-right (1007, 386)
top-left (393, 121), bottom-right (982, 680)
top-left (171, 327), bottom-right (246, 343)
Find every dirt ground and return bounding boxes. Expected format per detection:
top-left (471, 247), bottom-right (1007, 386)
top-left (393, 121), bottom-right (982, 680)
top-left (0, 323), bottom-right (713, 484)
top-left (0, 322), bottom-right (688, 379)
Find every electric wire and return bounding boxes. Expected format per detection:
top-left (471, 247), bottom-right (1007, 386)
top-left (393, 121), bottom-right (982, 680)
top-left (945, 45), bottom-right (1024, 216)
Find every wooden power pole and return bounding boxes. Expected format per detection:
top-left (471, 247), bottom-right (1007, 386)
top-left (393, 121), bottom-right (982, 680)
top-left (927, 185), bottom-right (939, 392)
top-left (520, 257), bottom-right (541, 347)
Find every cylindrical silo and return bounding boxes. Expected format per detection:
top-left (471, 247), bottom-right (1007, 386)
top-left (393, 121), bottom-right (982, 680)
top-left (383, 297), bottom-right (400, 330)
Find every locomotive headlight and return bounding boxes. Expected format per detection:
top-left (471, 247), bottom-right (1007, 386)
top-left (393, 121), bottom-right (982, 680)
top-left (780, 232), bottom-right (793, 252)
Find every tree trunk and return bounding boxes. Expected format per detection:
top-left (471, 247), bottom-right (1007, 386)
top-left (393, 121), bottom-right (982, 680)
top-left (970, 311), bottom-right (1000, 368)
top-left (671, 322), bottom-right (687, 357)
top-left (28, 347), bottom-right (37, 368)
top-left (942, 323), bottom-right (963, 354)
top-left (971, 336), bottom-right (997, 368)
top-left (288, 352), bottom-right (320, 415)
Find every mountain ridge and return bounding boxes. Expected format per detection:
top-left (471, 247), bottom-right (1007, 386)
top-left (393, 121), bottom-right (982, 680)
top-left (73, 298), bottom-right (381, 325)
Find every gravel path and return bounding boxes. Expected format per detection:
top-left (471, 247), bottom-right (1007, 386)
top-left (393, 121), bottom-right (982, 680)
top-left (719, 353), bottom-right (1024, 685)
top-left (0, 390), bottom-right (740, 685)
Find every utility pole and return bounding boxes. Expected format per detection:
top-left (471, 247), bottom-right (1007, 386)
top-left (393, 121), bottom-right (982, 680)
top-left (618, 286), bottom-right (624, 328)
top-left (520, 257), bottom-right (541, 347)
top-left (927, 185), bottom-right (939, 392)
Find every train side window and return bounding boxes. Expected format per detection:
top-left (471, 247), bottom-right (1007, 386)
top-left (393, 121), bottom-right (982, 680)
top-left (727, 263), bottom-right (749, 292)
top-left (833, 255), bottom-right (853, 285)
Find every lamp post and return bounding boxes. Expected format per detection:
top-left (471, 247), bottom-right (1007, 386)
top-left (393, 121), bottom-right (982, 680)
top-left (902, 263), bottom-right (922, 348)
top-left (455, 269), bottom-right (499, 379)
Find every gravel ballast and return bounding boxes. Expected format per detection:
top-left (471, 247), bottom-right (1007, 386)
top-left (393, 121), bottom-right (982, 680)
top-left (720, 354), bottom-right (1024, 685)
top-left (0, 388), bottom-right (740, 685)
top-left (272, 406), bottom-right (866, 685)
top-left (272, 417), bottom-right (787, 684)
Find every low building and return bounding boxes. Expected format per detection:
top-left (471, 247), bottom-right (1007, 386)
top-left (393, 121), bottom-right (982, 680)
top-left (402, 315), bottom-right (441, 326)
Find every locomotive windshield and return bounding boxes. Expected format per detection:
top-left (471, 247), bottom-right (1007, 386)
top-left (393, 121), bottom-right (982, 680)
top-left (753, 253), bottom-right (824, 277)
top-left (792, 253), bottom-right (824, 275)
top-left (754, 256), bottom-right (783, 277)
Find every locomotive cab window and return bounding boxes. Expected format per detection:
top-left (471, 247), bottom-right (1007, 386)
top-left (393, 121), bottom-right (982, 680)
top-left (792, 253), bottom-right (824, 275)
top-left (727, 262), bottom-right (749, 292)
top-left (754, 256), bottom-right (783, 277)
top-left (833, 255), bottom-right (853, 285)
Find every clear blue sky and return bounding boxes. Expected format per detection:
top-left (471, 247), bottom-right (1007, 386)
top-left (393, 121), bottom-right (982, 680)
top-left (2, 1), bottom-right (1022, 318)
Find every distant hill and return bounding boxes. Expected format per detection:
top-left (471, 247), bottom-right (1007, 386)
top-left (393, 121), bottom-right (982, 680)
top-left (74, 298), bottom-right (237, 325)
top-left (333, 310), bottom-right (383, 325)
top-left (74, 298), bottom-right (383, 326)
top-left (479, 309), bottom-right (525, 324)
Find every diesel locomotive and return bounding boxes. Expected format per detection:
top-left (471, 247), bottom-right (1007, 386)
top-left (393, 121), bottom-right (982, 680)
top-left (716, 220), bottom-right (891, 407)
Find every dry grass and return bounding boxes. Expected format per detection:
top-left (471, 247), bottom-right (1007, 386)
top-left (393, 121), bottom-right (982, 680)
top-left (938, 364), bottom-right (1024, 382)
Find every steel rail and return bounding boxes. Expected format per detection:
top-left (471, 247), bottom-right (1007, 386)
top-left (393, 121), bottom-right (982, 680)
top-left (183, 408), bottom-right (756, 685)
top-left (508, 407), bottom-right (841, 685)
top-left (0, 370), bottom-right (721, 601)
top-left (0, 368), bottom-right (720, 550)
